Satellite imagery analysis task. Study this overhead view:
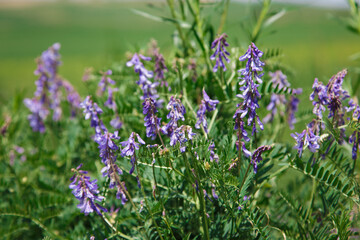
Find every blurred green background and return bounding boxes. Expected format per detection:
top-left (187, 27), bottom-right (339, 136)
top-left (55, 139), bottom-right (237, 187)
top-left (0, 1), bottom-right (359, 103)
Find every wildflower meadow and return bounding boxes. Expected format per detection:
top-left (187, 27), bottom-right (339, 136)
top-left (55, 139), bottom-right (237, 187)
top-left (1, 0), bottom-right (360, 239)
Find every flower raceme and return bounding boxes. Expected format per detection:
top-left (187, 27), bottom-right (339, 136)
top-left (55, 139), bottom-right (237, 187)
top-left (162, 96), bottom-right (186, 136)
top-left (126, 53), bottom-right (163, 108)
top-left (143, 98), bottom-right (163, 139)
top-left (210, 33), bottom-right (230, 72)
top-left (170, 125), bottom-right (195, 153)
top-left (291, 128), bottom-right (320, 157)
top-left (121, 132), bottom-right (145, 174)
top-left (24, 43), bottom-right (81, 132)
top-left (236, 42), bottom-right (264, 135)
top-left (195, 90), bottom-right (219, 133)
top-left (263, 71), bottom-right (302, 129)
top-left (69, 164), bottom-right (107, 216)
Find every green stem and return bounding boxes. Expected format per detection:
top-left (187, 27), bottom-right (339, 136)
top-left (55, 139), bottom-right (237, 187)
top-left (238, 161), bottom-right (252, 196)
top-left (251, 0), bottom-right (271, 43)
top-left (134, 153), bottom-right (165, 240)
top-left (237, 118), bottom-right (242, 176)
top-left (185, 153), bottom-right (210, 240)
top-left (217, 0), bottom-right (230, 35)
top-left (183, 87), bottom-right (208, 139)
top-left (305, 178), bottom-right (317, 220)
top-left (152, 163), bottom-right (176, 239)
top-left (166, 0), bottom-right (189, 55)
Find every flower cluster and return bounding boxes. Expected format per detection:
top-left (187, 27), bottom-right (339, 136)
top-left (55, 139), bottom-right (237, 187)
top-left (24, 43), bottom-right (80, 132)
top-left (121, 132), bottom-right (145, 174)
top-left (195, 90), bottom-right (219, 132)
top-left (251, 145), bottom-right (272, 173)
top-left (208, 142), bottom-right (219, 163)
top-left (235, 42), bottom-right (264, 135)
top-left (80, 96), bottom-right (106, 135)
top-left (127, 53), bottom-right (163, 108)
top-left (69, 164), bottom-right (107, 216)
top-left (162, 96), bottom-right (186, 136)
top-left (291, 128), bottom-right (320, 157)
top-left (170, 125), bottom-right (195, 153)
top-left (210, 33), bottom-right (230, 72)
top-left (310, 69), bottom-right (349, 120)
top-left (98, 70), bottom-right (115, 94)
top-left (143, 98), bottom-right (163, 139)
top-left (263, 71), bottom-right (302, 129)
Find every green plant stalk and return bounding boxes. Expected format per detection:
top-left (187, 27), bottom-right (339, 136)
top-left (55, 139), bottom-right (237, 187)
top-left (238, 161), bottom-right (252, 197)
top-left (237, 117), bottom-right (243, 175)
top-left (166, 0), bottom-right (189, 54)
top-left (305, 178), bottom-right (317, 221)
top-left (151, 163), bottom-right (176, 239)
top-left (183, 87), bottom-right (208, 139)
top-left (185, 152), bottom-right (210, 240)
top-left (134, 152), bottom-right (165, 240)
top-left (251, 0), bottom-right (271, 43)
top-left (186, 0), bottom-right (228, 99)
top-left (208, 107), bottom-right (219, 134)
top-left (217, 0), bottom-right (231, 35)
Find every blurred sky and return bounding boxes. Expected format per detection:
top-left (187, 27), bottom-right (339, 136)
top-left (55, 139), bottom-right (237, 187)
top-left (0, 0), bottom-right (351, 9)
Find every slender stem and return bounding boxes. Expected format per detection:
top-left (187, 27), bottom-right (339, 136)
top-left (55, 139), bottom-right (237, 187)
top-left (305, 178), bottom-right (317, 220)
top-left (238, 161), bottom-right (252, 196)
top-left (184, 153), bottom-right (210, 240)
top-left (152, 163), bottom-right (176, 239)
top-left (217, 0), bottom-right (230, 35)
top-left (208, 108), bottom-right (219, 134)
top-left (251, 0), bottom-right (271, 43)
top-left (166, 0), bottom-right (189, 55)
top-left (151, 104), bottom-right (166, 148)
top-left (134, 153), bottom-right (165, 240)
top-left (183, 87), bottom-right (208, 139)
top-left (237, 117), bottom-right (242, 176)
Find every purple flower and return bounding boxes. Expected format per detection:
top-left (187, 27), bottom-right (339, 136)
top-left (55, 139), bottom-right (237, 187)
top-left (98, 70), bottom-right (115, 94)
top-left (121, 132), bottom-right (145, 157)
top-left (195, 103), bottom-right (207, 132)
top-left (104, 87), bottom-right (118, 111)
top-left (236, 43), bottom-right (264, 135)
top-left (291, 128), bottom-right (320, 157)
top-left (95, 131), bottom-right (120, 164)
top-left (153, 49), bottom-right (168, 81)
top-left (211, 183), bottom-right (219, 200)
top-left (62, 80), bottom-right (81, 116)
top-left (80, 96), bottom-right (105, 132)
top-left (170, 125), bottom-right (195, 153)
top-left (126, 53), bottom-right (163, 108)
top-left (126, 53), bottom-right (153, 86)
top-left (263, 71), bottom-right (302, 129)
top-left (349, 105), bottom-right (360, 160)
top-left (110, 116), bottom-right (123, 129)
top-left (210, 33), bottom-right (230, 72)
top-left (163, 96), bottom-right (186, 136)
top-left (195, 90), bottom-right (219, 133)
top-left (69, 164), bottom-right (107, 216)
top-left (121, 132), bottom-right (145, 174)
top-left (208, 142), bottom-right (219, 163)
top-left (143, 98), bottom-right (163, 139)
top-left (203, 90), bottom-right (219, 112)
top-left (23, 98), bottom-right (49, 133)
top-left (251, 145), bottom-right (272, 173)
